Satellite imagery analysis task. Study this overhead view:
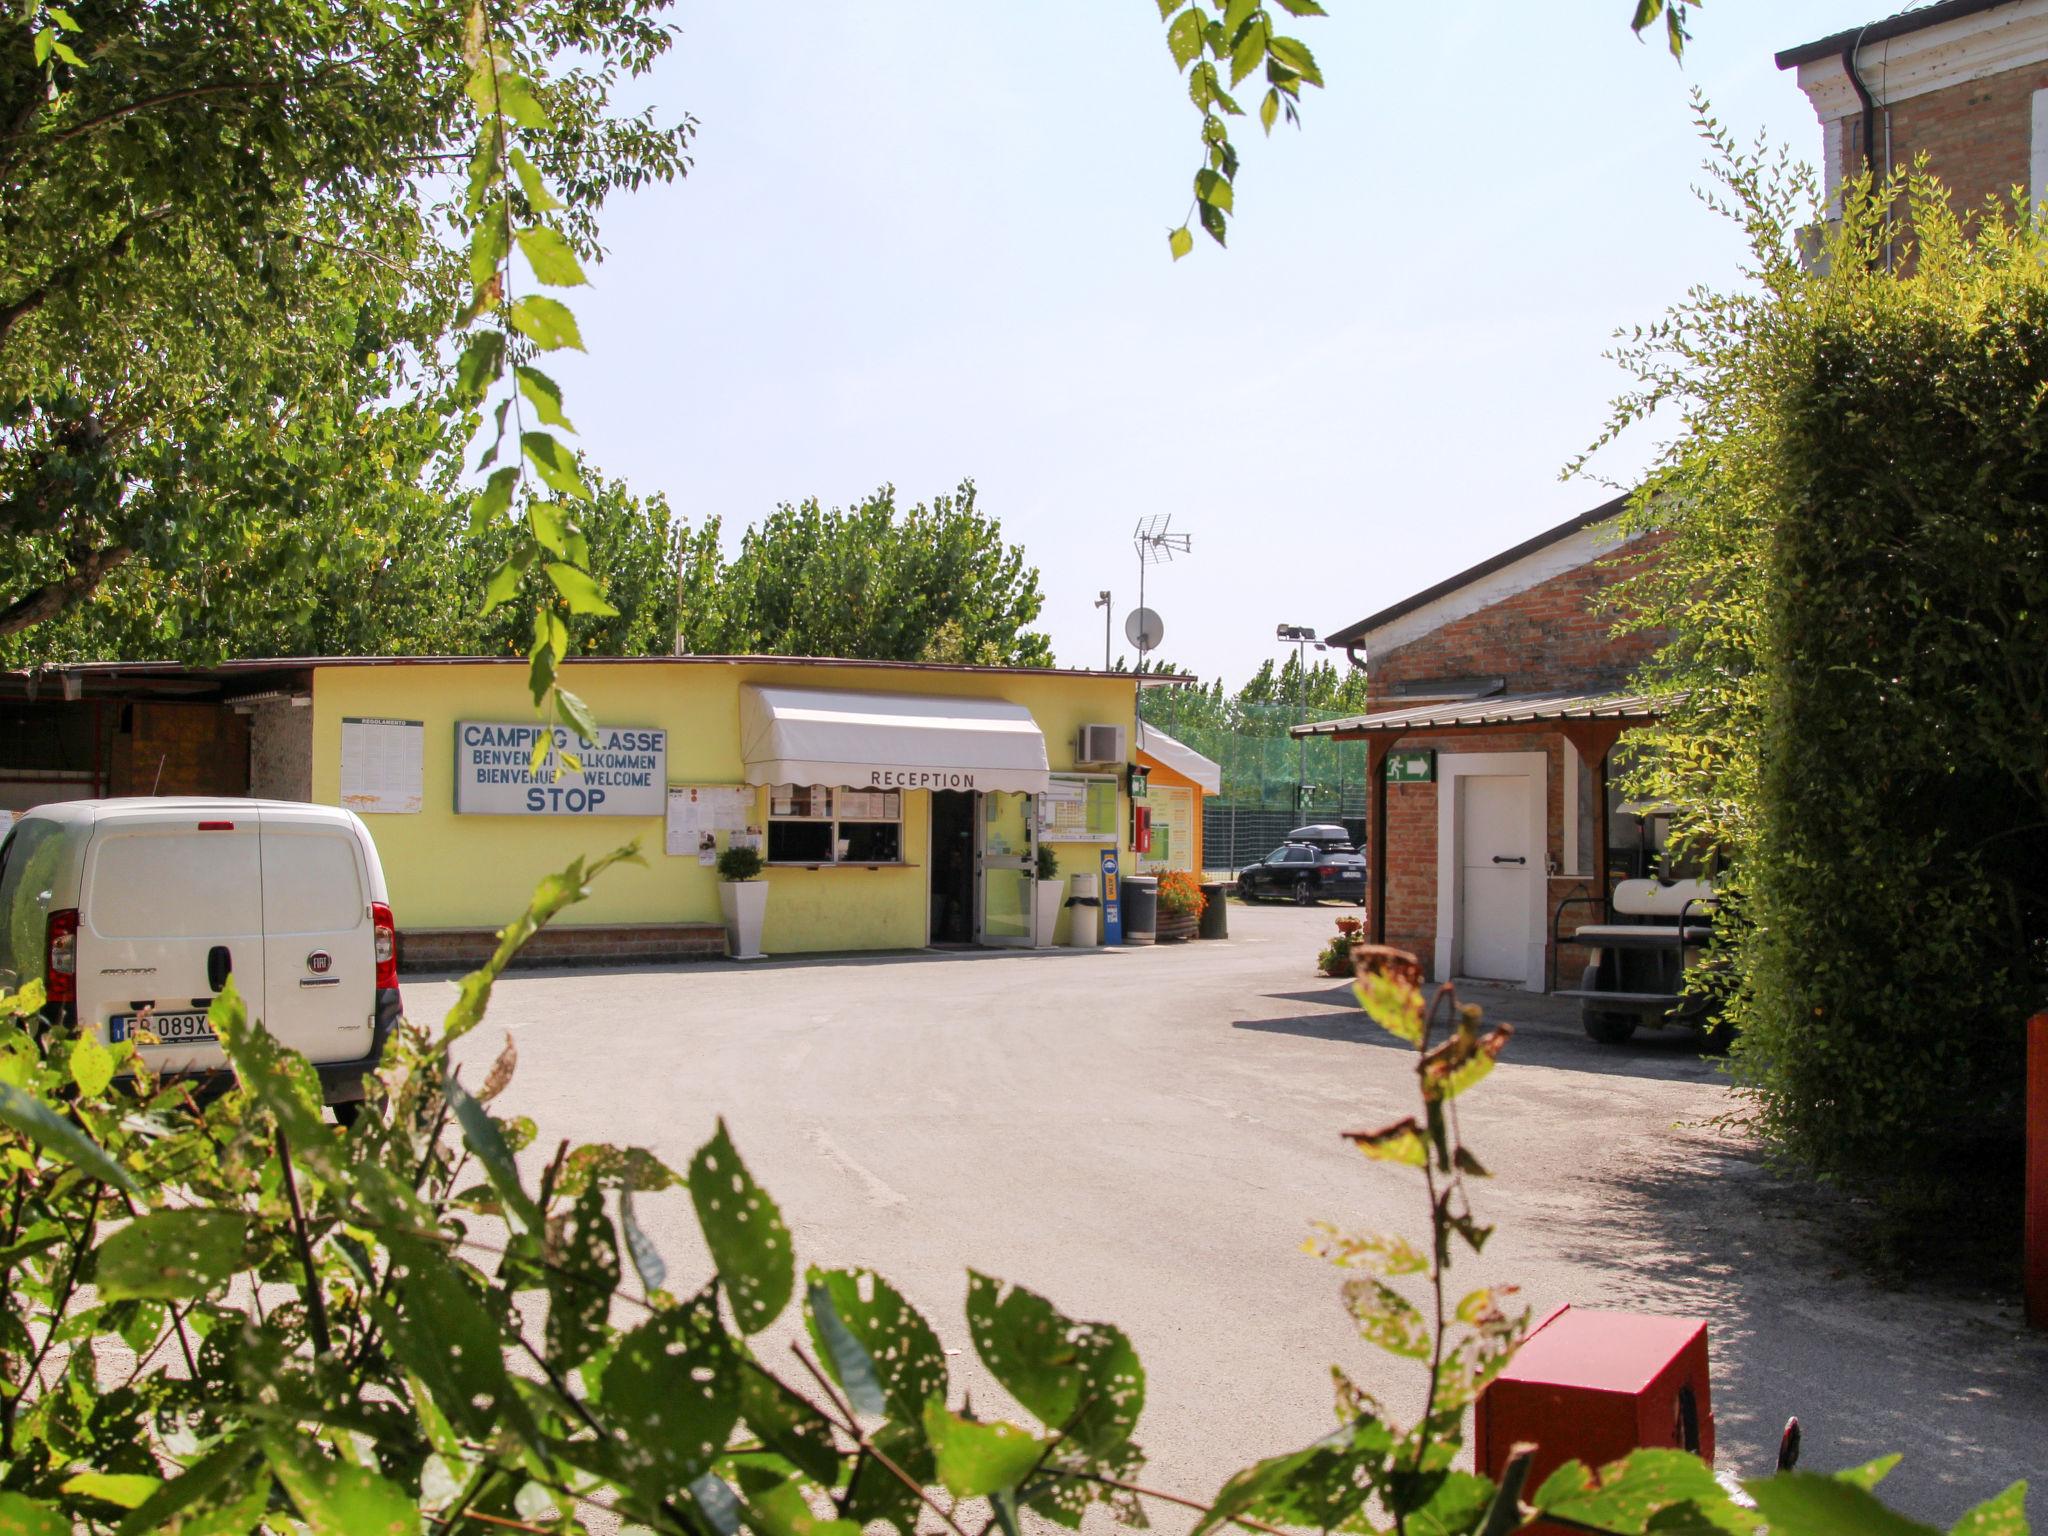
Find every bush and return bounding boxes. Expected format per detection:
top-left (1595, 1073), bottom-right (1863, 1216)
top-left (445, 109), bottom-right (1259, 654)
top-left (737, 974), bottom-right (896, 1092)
top-left (1591, 109), bottom-right (2048, 1196)
top-left (716, 842), bottom-right (764, 881)
top-left (1036, 843), bottom-right (1060, 881)
top-left (1157, 869), bottom-right (1207, 918)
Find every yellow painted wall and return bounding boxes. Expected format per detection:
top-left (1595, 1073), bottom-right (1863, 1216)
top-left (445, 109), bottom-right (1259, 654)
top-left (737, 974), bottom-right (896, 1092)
top-left (310, 660), bottom-right (1137, 953)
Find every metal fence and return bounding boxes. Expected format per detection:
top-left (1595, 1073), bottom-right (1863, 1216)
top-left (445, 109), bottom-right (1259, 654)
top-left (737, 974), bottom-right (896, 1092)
top-left (1202, 806), bottom-right (1367, 876)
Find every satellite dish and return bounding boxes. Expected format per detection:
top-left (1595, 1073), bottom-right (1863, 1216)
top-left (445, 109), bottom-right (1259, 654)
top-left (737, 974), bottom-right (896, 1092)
top-left (1125, 607), bottom-right (1164, 652)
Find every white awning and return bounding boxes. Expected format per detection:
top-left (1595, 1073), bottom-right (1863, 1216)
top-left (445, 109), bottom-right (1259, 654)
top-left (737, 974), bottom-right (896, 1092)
top-left (1138, 726), bottom-right (1221, 796)
top-left (739, 686), bottom-right (1051, 795)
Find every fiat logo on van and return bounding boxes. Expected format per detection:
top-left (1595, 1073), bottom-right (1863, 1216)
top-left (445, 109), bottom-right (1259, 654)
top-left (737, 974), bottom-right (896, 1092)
top-left (306, 951), bottom-right (332, 975)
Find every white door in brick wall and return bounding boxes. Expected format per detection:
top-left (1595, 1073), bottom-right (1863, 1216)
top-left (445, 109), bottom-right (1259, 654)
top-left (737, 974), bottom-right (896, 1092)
top-left (1458, 774), bottom-right (1534, 981)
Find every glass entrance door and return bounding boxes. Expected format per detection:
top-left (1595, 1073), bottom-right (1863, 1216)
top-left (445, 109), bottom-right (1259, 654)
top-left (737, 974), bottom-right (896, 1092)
top-left (974, 791), bottom-right (1036, 946)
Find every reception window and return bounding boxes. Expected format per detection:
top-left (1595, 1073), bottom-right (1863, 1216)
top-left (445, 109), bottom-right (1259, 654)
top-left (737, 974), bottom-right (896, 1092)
top-left (767, 785), bottom-right (903, 865)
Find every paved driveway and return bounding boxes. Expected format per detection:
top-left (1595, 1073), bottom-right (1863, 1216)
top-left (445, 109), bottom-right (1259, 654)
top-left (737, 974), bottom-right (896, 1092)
top-left (414, 902), bottom-right (2046, 1525)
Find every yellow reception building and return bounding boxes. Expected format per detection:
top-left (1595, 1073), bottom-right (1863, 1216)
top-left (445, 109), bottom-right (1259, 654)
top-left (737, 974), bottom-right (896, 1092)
top-left (0, 655), bottom-right (1156, 963)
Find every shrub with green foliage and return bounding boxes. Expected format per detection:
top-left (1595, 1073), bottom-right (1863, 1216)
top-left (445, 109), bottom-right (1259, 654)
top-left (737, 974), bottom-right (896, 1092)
top-left (1586, 102), bottom-right (2048, 1195)
top-left (716, 843), bottom-right (764, 883)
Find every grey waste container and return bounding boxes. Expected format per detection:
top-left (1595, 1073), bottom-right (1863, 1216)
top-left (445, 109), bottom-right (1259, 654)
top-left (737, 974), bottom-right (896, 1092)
top-left (1198, 881), bottom-right (1229, 940)
top-left (1122, 875), bottom-right (1158, 945)
top-left (1066, 872), bottom-right (1101, 949)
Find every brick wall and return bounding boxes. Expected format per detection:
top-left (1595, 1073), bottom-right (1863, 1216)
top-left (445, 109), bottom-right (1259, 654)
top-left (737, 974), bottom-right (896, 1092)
top-left (1847, 68), bottom-right (2048, 222)
top-left (397, 922), bottom-right (728, 974)
top-left (1370, 537), bottom-right (1665, 708)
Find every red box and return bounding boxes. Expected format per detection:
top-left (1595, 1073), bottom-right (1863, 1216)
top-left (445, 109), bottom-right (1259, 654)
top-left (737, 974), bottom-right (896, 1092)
top-left (1475, 1304), bottom-right (1713, 1514)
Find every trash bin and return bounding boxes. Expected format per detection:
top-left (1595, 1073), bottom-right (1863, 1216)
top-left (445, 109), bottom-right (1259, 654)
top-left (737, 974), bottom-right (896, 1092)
top-left (1123, 875), bottom-right (1158, 946)
top-left (1198, 881), bottom-right (1229, 940)
top-left (1066, 872), bottom-right (1101, 948)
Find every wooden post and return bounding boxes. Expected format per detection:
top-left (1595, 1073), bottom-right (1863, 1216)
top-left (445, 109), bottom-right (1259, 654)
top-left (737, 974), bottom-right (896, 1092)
top-left (2028, 1012), bottom-right (2048, 1330)
top-left (1559, 721), bottom-right (1627, 920)
top-left (1365, 738), bottom-right (1393, 946)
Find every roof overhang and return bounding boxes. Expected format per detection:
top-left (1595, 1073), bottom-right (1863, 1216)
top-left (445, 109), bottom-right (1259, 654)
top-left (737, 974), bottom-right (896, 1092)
top-left (1290, 691), bottom-right (1669, 741)
top-left (1136, 726), bottom-right (1221, 795)
top-left (740, 685), bottom-right (1051, 795)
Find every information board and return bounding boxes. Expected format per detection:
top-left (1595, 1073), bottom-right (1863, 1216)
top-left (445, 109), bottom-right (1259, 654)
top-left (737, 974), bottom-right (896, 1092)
top-left (1037, 776), bottom-right (1118, 843)
top-left (454, 722), bottom-right (666, 816)
top-left (665, 786), bottom-right (757, 860)
top-left (340, 718), bottom-right (424, 815)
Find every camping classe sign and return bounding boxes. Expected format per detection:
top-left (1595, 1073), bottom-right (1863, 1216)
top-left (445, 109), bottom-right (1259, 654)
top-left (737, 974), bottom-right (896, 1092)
top-left (455, 721), bottom-right (667, 816)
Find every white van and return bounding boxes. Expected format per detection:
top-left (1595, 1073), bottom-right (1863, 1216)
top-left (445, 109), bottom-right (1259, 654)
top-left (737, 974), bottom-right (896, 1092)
top-left (0, 799), bottom-right (402, 1120)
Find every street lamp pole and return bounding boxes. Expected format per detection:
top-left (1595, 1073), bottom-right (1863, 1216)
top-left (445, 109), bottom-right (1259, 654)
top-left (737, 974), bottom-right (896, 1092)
top-left (1276, 624), bottom-right (1321, 815)
top-left (1095, 591), bottom-right (1112, 670)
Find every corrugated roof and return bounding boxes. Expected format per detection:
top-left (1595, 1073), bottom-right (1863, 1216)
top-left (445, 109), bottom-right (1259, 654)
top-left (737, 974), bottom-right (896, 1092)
top-left (1136, 726), bottom-right (1222, 795)
top-left (1289, 690), bottom-right (1669, 738)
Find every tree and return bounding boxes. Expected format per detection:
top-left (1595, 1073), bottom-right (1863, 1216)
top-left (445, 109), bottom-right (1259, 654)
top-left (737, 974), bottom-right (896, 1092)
top-left (0, 0), bottom-right (690, 643)
top-left (687, 481), bottom-right (1054, 667)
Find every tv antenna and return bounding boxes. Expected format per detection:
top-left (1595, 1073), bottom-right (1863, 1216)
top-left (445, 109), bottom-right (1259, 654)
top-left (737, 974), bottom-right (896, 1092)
top-left (1130, 515), bottom-right (1190, 666)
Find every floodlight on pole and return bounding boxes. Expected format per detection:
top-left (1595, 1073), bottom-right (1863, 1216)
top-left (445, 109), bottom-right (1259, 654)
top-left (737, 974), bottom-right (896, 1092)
top-left (1276, 623), bottom-right (1327, 813)
top-left (1094, 591), bottom-right (1113, 671)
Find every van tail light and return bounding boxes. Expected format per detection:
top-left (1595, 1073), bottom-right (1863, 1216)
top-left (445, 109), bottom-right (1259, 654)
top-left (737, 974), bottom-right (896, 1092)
top-left (371, 902), bottom-right (399, 990)
top-left (45, 909), bottom-right (78, 1004)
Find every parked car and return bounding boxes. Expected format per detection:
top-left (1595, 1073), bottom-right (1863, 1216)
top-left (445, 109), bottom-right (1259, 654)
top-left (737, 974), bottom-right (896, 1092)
top-left (0, 799), bottom-right (401, 1122)
top-left (1237, 842), bottom-right (1367, 905)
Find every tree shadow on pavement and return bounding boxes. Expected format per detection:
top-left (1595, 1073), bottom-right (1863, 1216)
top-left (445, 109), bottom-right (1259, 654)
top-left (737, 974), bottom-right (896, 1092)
top-left (1233, 979), bottom-right (1724, 1086)
top-left (1554, 1133), bottom-right (2048, 1522)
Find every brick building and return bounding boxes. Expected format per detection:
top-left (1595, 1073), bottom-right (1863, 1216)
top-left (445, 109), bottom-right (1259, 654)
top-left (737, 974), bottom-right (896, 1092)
top-left (1293, 497), bottom-right (1667, 989)
top-left (1779, 0), bottom-right (2048, 223)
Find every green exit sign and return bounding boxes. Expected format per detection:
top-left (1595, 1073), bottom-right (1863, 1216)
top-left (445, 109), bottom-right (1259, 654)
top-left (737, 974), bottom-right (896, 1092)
top-left (1385, 749), bottom-right (1435, 784)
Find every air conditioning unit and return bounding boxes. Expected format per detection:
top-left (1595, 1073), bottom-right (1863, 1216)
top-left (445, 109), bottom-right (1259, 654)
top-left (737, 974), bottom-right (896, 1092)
top-left (1075, 723), bottom-right (1126, 767)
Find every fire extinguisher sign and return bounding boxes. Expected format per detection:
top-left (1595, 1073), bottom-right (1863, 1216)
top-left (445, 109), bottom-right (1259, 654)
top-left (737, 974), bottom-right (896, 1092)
top-left (1100, 849), bottom-right (1123, 946)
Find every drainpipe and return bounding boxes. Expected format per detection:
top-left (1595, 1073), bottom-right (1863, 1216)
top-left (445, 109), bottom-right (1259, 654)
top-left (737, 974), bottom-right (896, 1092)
top-left (1843, 37), bottom-right (1878, 180)
top-left (1344, 644), bottom-right (1366, 672)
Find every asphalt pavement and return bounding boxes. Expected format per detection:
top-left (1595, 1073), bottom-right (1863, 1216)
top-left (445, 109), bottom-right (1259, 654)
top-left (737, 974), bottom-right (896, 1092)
top-left (413, 901), bottom-right (2047, 1525)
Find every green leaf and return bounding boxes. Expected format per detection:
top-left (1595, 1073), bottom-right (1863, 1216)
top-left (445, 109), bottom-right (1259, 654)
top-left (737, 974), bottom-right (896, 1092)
top-left (1340, 1277), bottom-right (1430, 1359)
top-left (0, 1079), bottom-right (138, 1192)
top-left (32, 29), bottom-right (53, 66)
top-left (688, 1119), bottom-right (794, 1334)
top-left (1192, 1419), bottom-right (1394, 1536)
top-left (1169, 225), bottom-right (1194, 261)
top-left (528, 500), bottom-right (569, 558)
top-left (60, 1473), bottom-right (159, 1510)
top-left (1228, 16), bottom-right (1268, 86)
top-left (379, 1238), bottom-right (526, 1443)
top-left (1272, 0), bottom-right (1327, 13)
top-left (46, 9), bottom-right (81, 31)
top-left (1950, 1483), bottom-right (2029, 1536)
top-left (1267, 35), bottom-right (1322, 85)
top-left (515, 365), bottom-right (574, 430)
top-left (521, 430), bottom-right (591, 500)
top-left (494, 75), bottom-right (552, 130)
top-left (737, 1352), bottom-right (841, 1485)
top-left (553, 687), bottom-right (601, 750)
top-left (1194, 168), bottom-right (1233, 213)
top-left (468, 209), bottom-right (508, 289)
top-left (964, 1271), bottom-right (1144, 1456)
top-left (516, 226), bottom-right (588, 287)
top-left (601, 1289), bottom-right (742, 1495)
top-left (509, 147), bottom-right (564, 211)
top-left (546, 562), bottom-right (619, 617)
top-left (544, 1180), bottom-right (619, 1368)
top-left (446, 1069), bottom-right (541, 1234)
top-left (0, 1493), bottom-right (65, 1536)
top-left (1743, 1473), bottom-right (1939, 1536)
top-left (923, 1403), bottom-right (1046, 1498)
top-left (1539, 1450), bottom-right (1756, 1533)
top-left (464, 131), bottom-right (500, 217)
top-left (619, 1185), bottom-right (666, 1294)
top-left (482, 556), bottom-right (525, 614)
top-left (264, 1438), bottom-right (418, 1536)
top-left (1834, 1455), bottom-right (1902, 1492)
top-left (212, 981), bottom-right (333, 1167)
top-left (1198, 199), bottom-right (1227, 247)
top-left (509, 295), bottom-right (585, 351)
top-left (456, 331), bottom-right (505, 402)
top-left (1260, 87), bottom-right (1279, 134)
top-left (69, 1034), bottom-right (112, 1098)
top-left (96, 1209), bottom-right (247, 1300)
top-left (1165, 8), bottom-right (1203, 70)
top-left (114, 1438), bottom-right (265, 1536)
top-left (806, 1277), bottom-right (886, 1417)
top-left (470, 465), bottom-right (519, 533)
top-left (806, 1267), bottom-right (947, 1427)
top-left (739, 1474), bottom-right (862, 1536)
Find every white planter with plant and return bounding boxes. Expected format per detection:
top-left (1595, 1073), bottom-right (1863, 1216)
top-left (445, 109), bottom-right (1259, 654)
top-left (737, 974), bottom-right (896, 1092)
top-left (717, 844), bottom-right (768, 960)
top-left (1033, 844), bottom-right (1064, 949)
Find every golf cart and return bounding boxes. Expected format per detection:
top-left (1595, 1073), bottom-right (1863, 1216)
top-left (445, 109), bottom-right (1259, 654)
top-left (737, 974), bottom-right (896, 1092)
top-left (1549, 803), bottom-right (1727, 1051)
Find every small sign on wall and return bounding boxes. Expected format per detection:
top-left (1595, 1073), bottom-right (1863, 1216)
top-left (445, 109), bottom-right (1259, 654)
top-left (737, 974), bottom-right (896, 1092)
top-left (1385, 748), bottom-right (1436, 785)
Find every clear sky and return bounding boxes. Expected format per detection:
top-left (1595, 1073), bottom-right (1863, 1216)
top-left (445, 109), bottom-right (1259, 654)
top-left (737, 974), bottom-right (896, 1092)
top-left (547, 2), bottom-right (1881, 682)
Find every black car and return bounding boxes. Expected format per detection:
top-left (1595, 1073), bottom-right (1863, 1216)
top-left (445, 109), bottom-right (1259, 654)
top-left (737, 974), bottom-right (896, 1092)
top-left (1237, 842), bottom-right (1367, 905)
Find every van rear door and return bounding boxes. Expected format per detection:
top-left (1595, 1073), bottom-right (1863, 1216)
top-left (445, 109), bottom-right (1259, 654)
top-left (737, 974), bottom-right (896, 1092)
top-left (257, 808), bottom-right (374, 1066)
top-left (80, 811), bottom-right (265, 1076)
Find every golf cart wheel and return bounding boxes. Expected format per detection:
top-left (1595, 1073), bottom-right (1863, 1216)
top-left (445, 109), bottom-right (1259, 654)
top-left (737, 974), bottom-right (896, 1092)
top-left (1578, 963), bottom-right (1637, 1045)
top-left (1293, 879), bottom-right (1316, 907)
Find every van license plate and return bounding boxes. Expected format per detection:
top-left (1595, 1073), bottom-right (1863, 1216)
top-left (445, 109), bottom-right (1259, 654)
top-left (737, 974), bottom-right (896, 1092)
top-left (109, 1010), bottom-right (216, 1045)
